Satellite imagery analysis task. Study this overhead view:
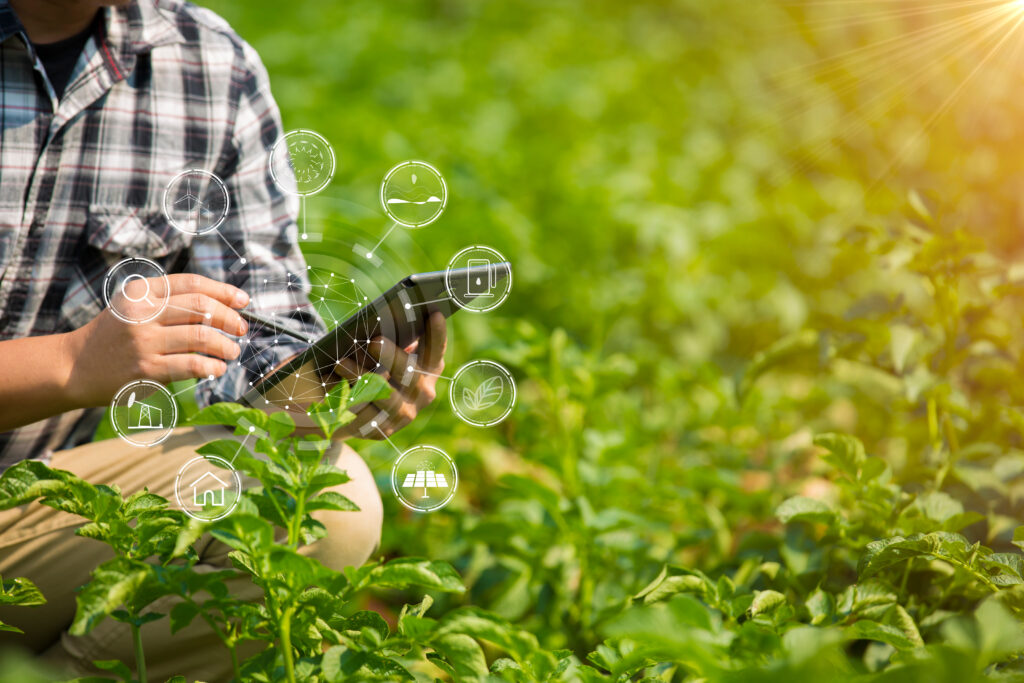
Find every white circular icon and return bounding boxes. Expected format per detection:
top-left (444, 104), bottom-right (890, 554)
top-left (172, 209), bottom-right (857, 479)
top-left (449, 360), bottom-right (516, 427)
top-left (444, 245), bottom-right (512, 313)
top-left (103, 257), bottom-right (170, 324)
top-left (391, 445), bottom-right (457, 513)
top-left (163, 169), bottom-right (230, 235)
top-left (380, 161), bottom-right (447, 228)
top-left (110, 380), bottom-right (178, 447)
top-left (270, 129), bottom-right (335, 197)
top-left (175, 455), bottom-right (242, 522)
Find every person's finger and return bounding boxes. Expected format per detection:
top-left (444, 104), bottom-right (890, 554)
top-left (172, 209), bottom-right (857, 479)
top-left (348, 392), bottom-right (415, 438)
top-left (163, 273), bottom-right (249, 309)
top-left (159, 325), bottom-right (241, 360)
top-left (157, 353), bottom-right (228, 383)
top-left (369, 337), bottom-right (414, 385)
top-left (421, 311), bottom-right (447, 371)
top-left (160, 293), bottom-right (247, 336)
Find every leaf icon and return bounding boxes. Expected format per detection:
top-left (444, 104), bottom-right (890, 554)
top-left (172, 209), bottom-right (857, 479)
top-left (463, 376), bottom-right (504, 411)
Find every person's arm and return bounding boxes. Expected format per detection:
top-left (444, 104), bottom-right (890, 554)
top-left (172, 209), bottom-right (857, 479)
top-left (0, 274), bottom-right (249, 433)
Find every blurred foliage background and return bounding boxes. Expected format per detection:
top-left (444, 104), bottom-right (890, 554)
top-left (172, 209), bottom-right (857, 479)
top-left (188, 0), bottom-right (1024, 675)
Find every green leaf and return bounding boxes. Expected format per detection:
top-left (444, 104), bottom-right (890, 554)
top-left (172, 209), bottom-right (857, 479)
top-left (776, 496), bottom-right (837, 525)
top-left (70, 558), bottom-right (150, 636)
top-left (942, 599), bottom-right (1024, 667)
top-left (188, 402), bottom-right (268, 431)
top-left (369, 558), bottom-right (465, 593)
top-left (348, 373), bottom-right (393, 405)
top-left (431, 633), bottom-right (488, 680)
top-left (306, 490), bottom-right (360, 512)
top-left (438, 608), bottom-right (539, 664)
top-left (1012, 526), bottom-right (1024, 552)
top-left (814, 433), bottom-right (866, 479)
top-left (0, 460), bottom-right (100, 518)
top-left (121, 490), bottom-right (167, 519)
top-left (0, 575), bottom-right (45, 608)
top-left (92, 659), bottom-right (134, 679)
top-left (748, 590), bottom-right (787, 618)
top-left (858, 532), bottom-right (974, 580)
top-left (634, 565), bottom-right (716, 606)
top-left (169, 601), bottom-right (199, 634)
top-left (846, 618), bottom-right (921, 651)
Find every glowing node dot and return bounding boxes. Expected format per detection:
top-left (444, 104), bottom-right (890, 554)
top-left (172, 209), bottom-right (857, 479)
top-left (376, 316), bottom-right (381, 321)
top-left (404, 303), bottom-right (411, 309)
top-left (407, 365), bottom-right (414, 372)
top-left (371, 421), bottom-right (378, 428)
top-left (204, 312), bottom-right (211, 319)
top-left (249, 426), bottom-right (255, 433)
top-left (208, 374), bottom-right (215, 380)
top-left (302, 234), bottom-right (308, 240)
top-left (350, 279), bottom-right (355, 283)
top-left (366, 252), bottom-right (373, 258)
top-left (240, 258), bottom-right (247, 264)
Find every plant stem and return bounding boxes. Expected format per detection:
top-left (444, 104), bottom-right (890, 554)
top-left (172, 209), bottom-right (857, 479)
top-left (131, 622), bottom-right (147, 683)
top-left (280, 607), bottom-right (296, 683)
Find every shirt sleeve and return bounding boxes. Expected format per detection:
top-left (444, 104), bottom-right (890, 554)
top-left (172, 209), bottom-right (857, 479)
top-left (191, 41), bottom-right (325, 407)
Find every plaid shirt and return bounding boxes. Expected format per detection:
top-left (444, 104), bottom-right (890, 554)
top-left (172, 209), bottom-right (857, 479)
top-left (0, 0), bottom-right (324, 466)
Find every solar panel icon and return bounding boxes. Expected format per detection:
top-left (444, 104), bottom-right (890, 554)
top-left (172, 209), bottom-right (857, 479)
top-left (392, 445), bottom-right (458, 513)
top-left (402, 469), bottom-right (449, 498)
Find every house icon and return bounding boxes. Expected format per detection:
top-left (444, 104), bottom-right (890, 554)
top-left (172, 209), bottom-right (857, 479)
top-left (190, 471), bottom-right (229, 507)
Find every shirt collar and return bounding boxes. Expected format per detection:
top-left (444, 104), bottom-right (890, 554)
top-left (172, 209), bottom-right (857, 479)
top-left (0, 1), bottom-right (183, 57)
top-left (0, 1), bottom-right (25, 46)
top-left (107, 0), bottom-right (184, 58)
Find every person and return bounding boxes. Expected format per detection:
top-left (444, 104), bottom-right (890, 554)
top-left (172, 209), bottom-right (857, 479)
top-left (0, 0), bottom-right (445, 678)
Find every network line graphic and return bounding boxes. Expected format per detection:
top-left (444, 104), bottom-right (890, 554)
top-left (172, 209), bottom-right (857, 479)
top-left (237, 266), bottom-right (376, 415)
top-left (103, 127), bottom-right (519, 516)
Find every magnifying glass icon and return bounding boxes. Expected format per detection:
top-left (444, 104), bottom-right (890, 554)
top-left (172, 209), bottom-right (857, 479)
top-left (121, 274), bottom-right (154, 307)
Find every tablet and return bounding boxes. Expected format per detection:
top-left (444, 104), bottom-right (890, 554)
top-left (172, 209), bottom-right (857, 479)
top-left (239, 262), bottom-right (511, 408)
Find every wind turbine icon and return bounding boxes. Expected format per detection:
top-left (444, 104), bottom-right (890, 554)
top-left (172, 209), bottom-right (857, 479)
top-left (174, 175), bottom-right (214, 232)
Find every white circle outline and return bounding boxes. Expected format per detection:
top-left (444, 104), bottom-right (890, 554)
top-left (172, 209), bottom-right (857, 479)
top-left (444, 245), bottom-right (512, 313)
top-left (379, 160), bottom-right (448, 228)
top-left (270, 129), bottom-right (336, 197)
top-left (163, 168), bottom-right (230, 236)
top-left (110, 380), bottom-right (178, 447)
top-left (391, 445), bottom-right (458, 513)
top-left (174, 455), bottom-right (242, 522)
top-left (102, 257), bottom-right (170, 324)
top-left (449, 360), bottom-right (517, 427)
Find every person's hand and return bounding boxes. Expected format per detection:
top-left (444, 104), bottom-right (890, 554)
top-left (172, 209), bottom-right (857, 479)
top-left (334, 311), bottom-right (448, 439)
top-left (64, 273), bottom-right (249, 407)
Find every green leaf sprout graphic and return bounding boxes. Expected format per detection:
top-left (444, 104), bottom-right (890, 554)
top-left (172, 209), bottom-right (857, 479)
top-left (462, 376), bottom-right (504, 411)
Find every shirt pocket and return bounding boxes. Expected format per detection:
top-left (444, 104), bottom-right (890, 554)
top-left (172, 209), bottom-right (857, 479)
top-left (59, 206), bottom-right (193, 330)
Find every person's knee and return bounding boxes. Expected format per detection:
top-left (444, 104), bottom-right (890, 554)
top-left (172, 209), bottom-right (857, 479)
top-left (302, 444), bottom-right (383, 571)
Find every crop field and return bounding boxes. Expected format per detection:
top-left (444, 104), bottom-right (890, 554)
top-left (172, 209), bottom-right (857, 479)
top-left (5, 0), bottom-right (1024, 681)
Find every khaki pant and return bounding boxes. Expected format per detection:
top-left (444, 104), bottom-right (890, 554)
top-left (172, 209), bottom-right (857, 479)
top-left (0, 427), bottom-right (383, 682)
